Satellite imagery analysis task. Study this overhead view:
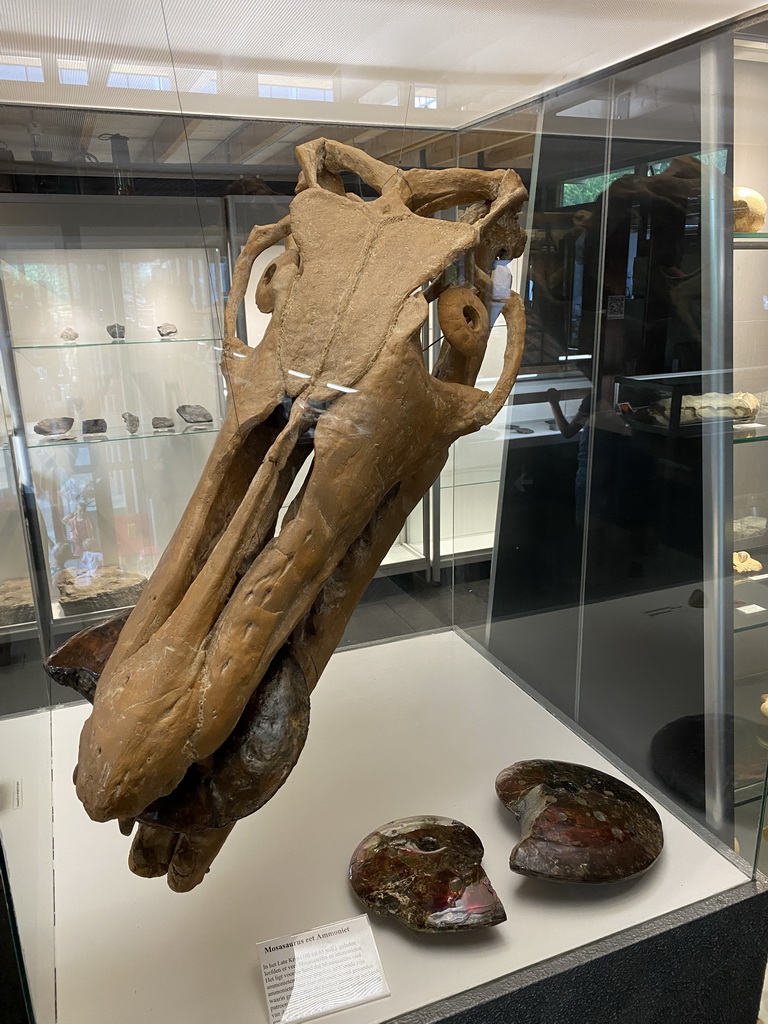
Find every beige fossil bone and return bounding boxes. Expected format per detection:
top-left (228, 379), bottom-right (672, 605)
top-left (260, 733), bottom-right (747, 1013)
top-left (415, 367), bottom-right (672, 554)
top-left (49, 139), bottom-right (527, 890)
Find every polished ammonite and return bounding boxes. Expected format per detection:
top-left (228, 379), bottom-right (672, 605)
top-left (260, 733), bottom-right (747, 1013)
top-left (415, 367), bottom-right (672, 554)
top-left (349, 815), bottom-right (506, 933)
top-left (495, 760), bottom-right (663, 883)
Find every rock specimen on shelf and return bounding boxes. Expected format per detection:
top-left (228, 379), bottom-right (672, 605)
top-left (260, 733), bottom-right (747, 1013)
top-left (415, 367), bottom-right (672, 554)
top-left (151, 415), bottom-right (174, 430)
top-left (734, 186), bottom-right (767, 233)
top-left (638, 391), bottom-right (759, 427)
top-left (45, 138), bottom-right (528, 891)
top-left (651, 714), bottom-right (767, 811)
top-left (60, 326), bottom-right (79, 342)
top-left (106, 322), bottom-right (125, 341)
top-left (157, 322), bottom-right (178, 337)
top-left (733, 550), bottom-right (762, 573)
top-left (349, 816), bottom-right (506, 932)
top-left (82, 418), bottom-right (107, 435)
top-left (687, 588), bottom-right (705, 608)
top-left (54, 565), bottom-right (147, 616)
top-left (0, 577), bottom-right (35, 626)
top-left (122, 411), bottom-right (139, 434)
top-left (34, 416), bottom-right (74, 436)
top-left (495, 760), bottom-right (663, 883)
top-left (176, 404), bottom-right (213, 424)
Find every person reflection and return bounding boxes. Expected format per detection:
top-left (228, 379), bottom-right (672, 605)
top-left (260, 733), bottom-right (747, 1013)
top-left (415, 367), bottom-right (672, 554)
top-left (546, 387), bottom-right (593, 525)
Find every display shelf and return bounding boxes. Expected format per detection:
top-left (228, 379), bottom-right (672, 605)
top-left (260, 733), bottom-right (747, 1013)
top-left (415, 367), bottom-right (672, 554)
top-left (13, 337), bottom-right (220, 351)
top-left (0, 631), bottom-right (748, 1024)
top-left (0, 618), bottom-right (38, 642)
top-left (734, 232), bottom-right (768, 249)
top-left (732, 670), bottom-right (768, 806)
top-left (440, 467), bottom-right (500, 490)
top-left (733, 423), bottom-right (768, 445)
top-left (50, 601), bottom-right (133, 629)
top-left (22, 425), bottom-right (220, 449)
top-left (734, 579), bottom-right (768, 632)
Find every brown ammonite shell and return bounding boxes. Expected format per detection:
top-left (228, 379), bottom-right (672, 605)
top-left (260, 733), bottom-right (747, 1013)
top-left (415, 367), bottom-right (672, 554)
top-left (349, 815), bottom-right (506, 933)
top-left (495, 760), bottom-right (663, 883)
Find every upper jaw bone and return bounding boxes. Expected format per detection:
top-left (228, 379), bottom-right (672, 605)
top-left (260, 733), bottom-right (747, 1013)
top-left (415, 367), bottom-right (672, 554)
top-left (74, 146), bottom-right (528, 830)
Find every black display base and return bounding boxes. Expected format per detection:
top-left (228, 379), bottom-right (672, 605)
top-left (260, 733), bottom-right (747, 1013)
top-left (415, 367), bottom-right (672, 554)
top-left (0, 833), bottom-right (35, 1024)
top-left (394, 881), bottom-right (768, 1024)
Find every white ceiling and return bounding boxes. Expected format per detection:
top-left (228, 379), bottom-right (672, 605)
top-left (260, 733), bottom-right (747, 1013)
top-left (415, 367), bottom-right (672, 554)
top-left (0, 0), bottom-right (764, 129)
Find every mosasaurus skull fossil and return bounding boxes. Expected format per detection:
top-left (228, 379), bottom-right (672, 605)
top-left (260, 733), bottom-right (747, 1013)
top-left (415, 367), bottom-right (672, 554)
top-left (46, 138), bottom-right (527, 891)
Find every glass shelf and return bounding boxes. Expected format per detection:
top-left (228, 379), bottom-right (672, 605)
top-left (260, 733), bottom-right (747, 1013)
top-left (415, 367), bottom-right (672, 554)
top-left (734, 232), bottom-right (768, 249)
top-left (733, 424), bottom-right (768, 445)
top-left (441, 468), bottom-right (501, 490)
top-left (734, 578), bottom-right (768, 632)
top-left (22, 425), bottom-right (220, 449)
top-left (13, 337), bottom-right (220, 351)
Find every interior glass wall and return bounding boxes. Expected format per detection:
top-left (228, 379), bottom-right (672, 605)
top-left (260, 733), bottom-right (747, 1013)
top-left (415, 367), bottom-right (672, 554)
top-left (471, 21), bottom-right (768, 879)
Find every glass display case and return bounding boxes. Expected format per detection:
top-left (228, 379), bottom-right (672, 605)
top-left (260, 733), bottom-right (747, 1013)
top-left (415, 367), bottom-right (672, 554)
top-left (3, 10), bottom-right (768, 1024)
top-left (0, 196), bottom-right (227, 661)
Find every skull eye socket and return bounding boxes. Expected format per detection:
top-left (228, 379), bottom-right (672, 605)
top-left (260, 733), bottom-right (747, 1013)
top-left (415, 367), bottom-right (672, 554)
top-left (462, 305), bottom-right (479, 329)
top-left (255, 250), bottom-right (299, 314)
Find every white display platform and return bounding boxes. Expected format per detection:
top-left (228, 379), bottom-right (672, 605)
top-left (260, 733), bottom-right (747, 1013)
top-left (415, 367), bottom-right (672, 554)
top-left (2, 631), bottom-right (749, 1024)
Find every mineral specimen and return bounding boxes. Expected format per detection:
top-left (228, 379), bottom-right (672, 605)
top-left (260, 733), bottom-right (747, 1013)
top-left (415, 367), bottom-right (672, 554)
top-left (151, 416), bottom-right (174, 430)
top-left (733, 550), bottom-right (762, 574)
top-left (122, 412), bottom-right (139, 434)
top-left (106, 323), bottom-right (125, 341)
top-left (157, 322), bottom-right (178, 337)
top-left (0, 577), bottom-right (35, 626)
top-left (734, 186), bottom-right (767, 233)
top-left (176, 404), bottom-right (213, 424)
top-left (60, 326), bottom-right (79, 342)
top-left (54, 565), bottom-right (147, 615)
top-left (495, 760), bottom-right (663, 883)
top-left (349, 816), bottom-right (506, 932)
top-left (34, 417), bottom-right (74, 436)
top-left (82, 418), bottom-right (107, 435)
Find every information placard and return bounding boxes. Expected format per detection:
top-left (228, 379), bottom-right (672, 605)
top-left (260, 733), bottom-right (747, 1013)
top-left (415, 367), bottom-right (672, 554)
top-left (257, 915), bottom-right (389, 1024)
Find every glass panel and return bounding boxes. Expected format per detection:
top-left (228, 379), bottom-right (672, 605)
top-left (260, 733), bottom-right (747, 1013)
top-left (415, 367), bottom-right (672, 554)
top-left (451, 106), bottom-right (539, 639)
top-left (575, 42), bottom-right (726, 839)
top-left (477, 89), bottom-right (611, 719)
top-left (733, 17), bottom-right (768, 877)
top-left (0, 197), bottom-right (227, 628)
top-left (477, 34), bottom-right (768, 876)
top-left (0, 381), bottom-right (56, 1023)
